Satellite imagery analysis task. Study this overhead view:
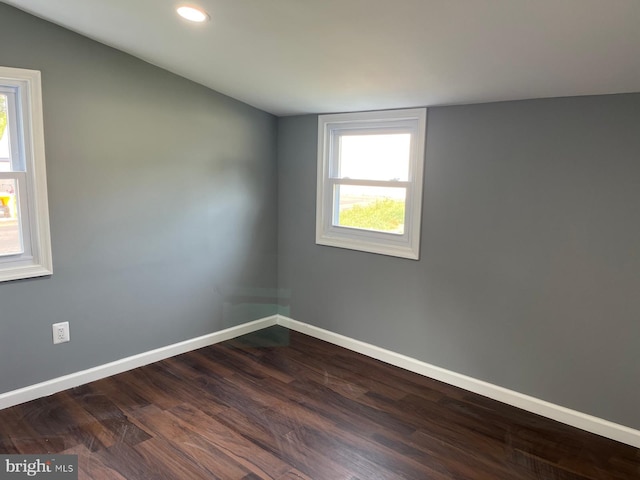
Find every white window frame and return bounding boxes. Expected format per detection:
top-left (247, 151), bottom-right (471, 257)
top-left (316, 108), bottom-right (426, 260)
top-left (0, 66), bottom-right (52, 282)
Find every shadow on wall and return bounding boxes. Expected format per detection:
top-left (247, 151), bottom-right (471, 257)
top-left (221, 286), bottom-right (290, 328)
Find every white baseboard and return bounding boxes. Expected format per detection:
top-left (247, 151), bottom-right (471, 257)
top-left (2, 313), bottom-right (638, 449)
top-left (276, 315), bottom-right (640, 449)
top-left (0, 315), bottom-right (278, 411)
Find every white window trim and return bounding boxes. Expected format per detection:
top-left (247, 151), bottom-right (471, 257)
top-left (0, 66), bottom-right (52, 282)
top-left (316, 108), bottom-right (427, 260)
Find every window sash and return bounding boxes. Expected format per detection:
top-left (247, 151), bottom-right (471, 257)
top-left (327, 178), bottom-right (411, 188)
top-left (328, 179), bottom-right (411, 236)
top-left (328, 125), bottom-right (419, 182)
top-left (0, 84), bottom-right (27, 172)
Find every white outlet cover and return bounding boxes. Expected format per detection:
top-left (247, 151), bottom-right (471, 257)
top-left (52, 321), bottom-right (70, 344)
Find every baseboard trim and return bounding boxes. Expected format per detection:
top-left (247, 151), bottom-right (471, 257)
top-left (0, 315), bottom-right (278, 411)
top-left (276, 315), bottom-right (640, 449)
top-left (2, 313), bottom-right (638, 448)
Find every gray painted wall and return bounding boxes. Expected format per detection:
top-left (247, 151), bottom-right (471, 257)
top-left (2, 1), bottom-right (639, 434)
top-left (0, 4), bottom-right (278, 393)
top-left (278, 94), bottom-right (640, 429)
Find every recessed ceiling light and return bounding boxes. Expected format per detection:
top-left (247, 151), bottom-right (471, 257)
top-left (177, 5), bottom-right (210, 23)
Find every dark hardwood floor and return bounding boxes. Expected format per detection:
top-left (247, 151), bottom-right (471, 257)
top-left (0, 326), bottom-right (638, 479)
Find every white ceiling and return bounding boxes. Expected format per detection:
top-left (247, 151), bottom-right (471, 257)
top-left (4, 0), bottom-right (640, 116)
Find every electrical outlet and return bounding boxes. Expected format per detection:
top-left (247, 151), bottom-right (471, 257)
top-left (52, 321), bottom-right (70, 344)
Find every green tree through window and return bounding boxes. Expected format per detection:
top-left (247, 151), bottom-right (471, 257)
top-left (339, 198), bottom-right (405, 233)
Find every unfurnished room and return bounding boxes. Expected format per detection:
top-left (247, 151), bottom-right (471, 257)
top-left (0, 1), bottom-right (639, 479)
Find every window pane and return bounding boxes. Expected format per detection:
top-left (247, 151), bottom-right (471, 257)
top-left (0, 179), bottom-right (23, 256)
top-left (337, 133), bottom-right (411, 181)
top-left (335, 185), bottom-right (406, 234)
top-left (0, 94), bottom-right (10, 173)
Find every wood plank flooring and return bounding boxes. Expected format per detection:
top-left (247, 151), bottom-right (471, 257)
top-left (0, 326), bottom-right (638, 479)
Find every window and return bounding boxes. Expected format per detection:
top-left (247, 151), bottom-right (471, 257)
top-left (316, 108), bottom-right (426, 259)
top-left (0, 66), bottom-right (52, 282)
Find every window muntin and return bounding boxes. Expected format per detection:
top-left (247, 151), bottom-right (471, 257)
top-left (0, 66), bottom-right (52, 282)
top-left (316, 108), bottom-right (426, 259)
